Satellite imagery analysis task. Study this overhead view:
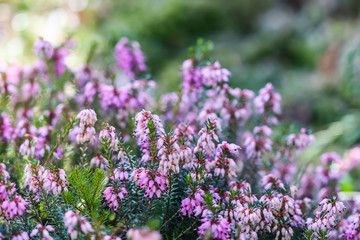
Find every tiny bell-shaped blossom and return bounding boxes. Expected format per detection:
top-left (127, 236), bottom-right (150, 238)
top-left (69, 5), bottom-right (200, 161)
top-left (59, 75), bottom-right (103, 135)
top-left (134, 110), bottom-right (164, 146)
top-left (103, 187), bottom-right (128, 211)
top-left (254, 83), bottom-right (281, 115)
top-left (114, 168), bottom-right (129, 181)
top-left (90, 155), bottom-right (109, 171)
top-left (1, 195), bottom-right (28, 219)
top-left (201, 61), bottom-right (231, 87)
top-left (181, 189), bottom-right (205, 216)
top-left (42, 168), bottom-right (68, 195)
top-left (25, 164), bottom-right (45, 192)
top-left (158, 134), bottom-right (181, 174)
top-left (0, 163), bottom-right (10, 180)
top-left (11, 232), bottom-right (29, 240)
top-left (99, 125), bottom-right (119, 151)
top-left (127, 228), bottom-right (162, 240)
top-left (19, 138), bottom-right (36, 158)
top-left (115, 37), bottom-right (147, 79)
top-left (77, 109), bottom-right (97, 127)
top-left (0, 181), bottom-right (15, 201)
top-left (197, 216), bottom-right (231, 239)
top-left (30, 224), bottom-right (55, 240)
top-left (64, 210), bottom-right (94, 239)
top-left (131, 169), bottom-right (166, 199)
top-left (287, 128), bottom-right (315, 152)
top-left (196, 120), bottom-right (220, 155)
top-left (76, 109), bottom-right (97, 144)
top-left (33, 39), bottom-right (54, 59)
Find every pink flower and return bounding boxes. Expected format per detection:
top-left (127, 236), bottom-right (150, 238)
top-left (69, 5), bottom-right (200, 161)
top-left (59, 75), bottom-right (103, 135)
top-left (11, 232), bottom-right (29, 240)
top-left (340, 147), bottom-right (360, 171)
top-left (90, 155), bottom-right (109, 170)
top-left (181, 189), bottom-right (205, 216)
top-left (30, 224), bottom-right (55, 240)
top-left (243, 127), bottom-right (272, 159)
top-left (114, 168), bottom-right (129, 181)
top-left (158, 134), bottom-right (181, 174)
top-left (127, 228), bottom-right (162, 240)
top-left (253, 83), bottom-right (281, 115)
top-left (115, 37), bottom-right (147, 79)
top-left (33, 39), bottom-right (54, 59)
top-left (95, 232), bottom-right (122, 240)
top-left (0, 181), bottom-right (16, 200)
top-left (212, 142), bottom-right (238, 178)
top-left (76, 109), bottom-right (97, 144)
top-left (19, 139), bottom-right (36, 158)
top-left (196, 120), bottom-right (220, 155)
top-left (198, 216), bottom-right (231, 239)
top-left (343, 214), bottom-right (360, 239)
top-left (1, 195), bottom-right (28, 219)
top-left (134, 110), bottom-right (165, 162)
top-left (0, 163), bottom-right (10, 180)
top-left (52, 47), bottom-right (69, 77)
top-left (201, 61), bottom-right (231, 87)
top-left (64, 210), bottom-right (94, 239)
top-left (76, 109), bottom-right (97, 127)
top-left (21, 82), bottom-right (40, 101)
top-left (99, 125), bottom-right (119, 151)
top-left (131, 169), bottom-right (166, 199)
top-left (134, 110), bottom-right (164, 146)
top-left (103, 187), bottom-right (128, 211)
top-left (25, 164), bottom-right (45, 192)
top-left (287, 128), bottom-right (315, 152)
top-left (253, 125), bottom-right (272, 136)
top-left (42, 168), bottom-right (68, 195)
top-left (320, 152), bottom-right (341, 165)
top-left (0, 113), bottom-right (14, 143)
top-left (261, 174), bottom-right (284, 190)
top-left (174, 123), bottom-right (195, 143)
top-left (306, 198), bottom-right (345, 238)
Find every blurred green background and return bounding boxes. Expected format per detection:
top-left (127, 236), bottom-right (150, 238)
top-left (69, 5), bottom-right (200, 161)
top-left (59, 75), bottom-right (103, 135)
top-left (2, 0), bottom-right (360, 158)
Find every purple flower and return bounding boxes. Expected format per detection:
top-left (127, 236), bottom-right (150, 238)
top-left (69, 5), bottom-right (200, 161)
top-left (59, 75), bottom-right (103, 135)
top-left (90, 155), bottom-right (109, 170)
top-left (33, 39), bottom-right (54, 59)
top-left (197, 216), bottom-right (231, 239)
top-left (103, 187), bottom-right (128, 210)
top-left (115, 37), bottom-right (147, 79)
top-left (130, 169), bottom-right (166, 199)
top-left (1, 195), bottom-right (28, 219)
top-left (30, 224), bottom-right (55, 240)
top-left (64, 210), bottom-right (94, 239)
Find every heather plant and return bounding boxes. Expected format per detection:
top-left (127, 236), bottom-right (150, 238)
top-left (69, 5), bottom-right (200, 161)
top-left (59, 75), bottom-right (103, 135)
top-left (0, 37), bottom-right (358, 240)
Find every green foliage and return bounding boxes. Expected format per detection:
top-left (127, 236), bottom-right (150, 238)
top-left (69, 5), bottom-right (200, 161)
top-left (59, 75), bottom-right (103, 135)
top-left (63, 167), bottom-right (108, 223)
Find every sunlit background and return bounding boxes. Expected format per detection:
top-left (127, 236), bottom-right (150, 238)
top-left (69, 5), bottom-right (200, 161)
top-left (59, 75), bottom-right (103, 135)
top-left (2, 0), bottom-right (360, 162)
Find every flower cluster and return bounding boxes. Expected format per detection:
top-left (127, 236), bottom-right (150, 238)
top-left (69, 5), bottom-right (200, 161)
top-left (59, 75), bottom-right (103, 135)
top-left (115, 37), bottom-right (147, 79)
top-left (64, 210), bottom-right (94, 239)
top-left (306, 198), bottom-right (346, 238)
top-left (30, 224), bottom-right (55, 240)
top-left (130, 169), bottom-right (166, 199)
top-left (76, 109), bottom-right (97, 144)
top-left (103, 186), bottom-right (128, 211)
top-left (0, 37), bottom-right (358, 240)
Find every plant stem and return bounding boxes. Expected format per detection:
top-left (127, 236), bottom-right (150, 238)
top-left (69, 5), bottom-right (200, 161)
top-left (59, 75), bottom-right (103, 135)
top-left (44, 118), bottom-right (75, 166)
top-left (174, 218), bottom-right (199, 240)
top-left (81, 143), bottom-right (86, 166)
top-left (61, 194), bottom-right (87, 215)
top-left (29, 194), bottom-right (42, 224)
top-left (163, 171), bottom-right (173, 224)
top-left (74, 168), bottom-right (92, 214)
top-left (143, 198), bottom-right (153, 225)
top-left (160, 209), bottom-right (180, 230)
top-left (119, 201), bottom-right (129, 230)
top-left (119, 141), bottom-right (133, 168)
